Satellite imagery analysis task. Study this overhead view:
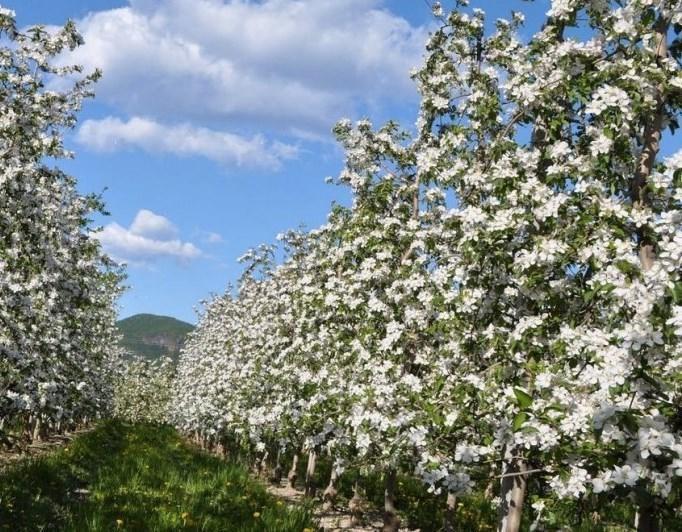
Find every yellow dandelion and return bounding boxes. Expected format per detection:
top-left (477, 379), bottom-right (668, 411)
top-left (253, 512), bottom-right (261, 518)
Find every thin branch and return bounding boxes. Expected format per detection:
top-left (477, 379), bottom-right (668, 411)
top-left (496, 468), bottom-right (546, 479)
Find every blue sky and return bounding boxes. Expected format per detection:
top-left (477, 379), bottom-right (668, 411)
top-left (6, 1), bottom-right (677, 323)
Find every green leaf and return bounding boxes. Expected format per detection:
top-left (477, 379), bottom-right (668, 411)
top-left (672, 282), bottom-right (682, 304)
top-left (615, 260), bottom-right (636, 275)
top-left (513, 412), bottom-right (527, 432)
top-left (641, 8), bottom-right (656, 27)
top-left (513, 387), bottom-right (533, 409)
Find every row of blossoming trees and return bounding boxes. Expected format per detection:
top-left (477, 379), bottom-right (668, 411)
top-left (0, 10), bottom-right (123, 444)
top-left (170, 1), bottom-right (682, 530)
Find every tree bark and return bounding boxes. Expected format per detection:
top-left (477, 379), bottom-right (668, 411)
top-left (259, 450), bottom-right (269, 479)
top-left (270, 448), bottom-right (283, 484)
top-left (383, 467), bottom-right (401, 532)
top-left (630, 14), bottom-right (670, 532)
top-left (635, 506), bottom-right (660, 532)
top-left (632, 12), bottom-right (669, 270)
top-left (322, 465), bottom-right (339, 511)
top-left (31, 417), bottom-right (42, 443)
top-left (287, 452), bottom-right (299, 489)
top-left (443, 491), bottom-right (457, 532)
top-left (304, 449), bottom-right (317, 497)
top-left (497, 450), bottom-right (527, 532)
top-left (349, 481), bottom-right (364, 527)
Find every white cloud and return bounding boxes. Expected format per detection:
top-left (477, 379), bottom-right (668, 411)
top-left (94, 209), bottom-right (202, 265)
top-left (130, 209), bottom-right (178, 240)
top-left (65, 0), bottom-right (427, 135)
top-left (77, 116), bottom-right (298, 168)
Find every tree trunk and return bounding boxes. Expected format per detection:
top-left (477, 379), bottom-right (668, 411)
top-left (349, 481), bottom-right (364, 527)
top-left (635, 507), bottom-right (660, 532)
top-left (287, 452), bottom-right (299, 489)
top-left (630, 14), bottom-right (669, 531)
top-left (497, 450), bottom-right (527, 532)
top-left (304, 449), bottom-right (317, 497)
top-left (32, 417), bottom-right (42, 443)
top-left (322, 465), bottom-right (340, 511)
top-left (259, 450), bottom-right (269, 479)
top-left (270, 448), bottom-right (283, 484)
top-left (632, 12), bottom-right (669, 267)
top-left (443, 492), bottom-right (457, 532)
top-left (383, 467), bottom-right (401, 532)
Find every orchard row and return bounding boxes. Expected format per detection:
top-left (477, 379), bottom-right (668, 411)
top-left (168, 1), bottom-right (682, 531)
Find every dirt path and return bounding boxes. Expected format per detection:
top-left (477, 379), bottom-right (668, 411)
top-left (266, 480), bottom-right (415, 531)
top-left (182, 437), bottom-right (418, 531)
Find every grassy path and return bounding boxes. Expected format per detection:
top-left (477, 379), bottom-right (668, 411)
top-left (0, 421), bottom-right (314, 531)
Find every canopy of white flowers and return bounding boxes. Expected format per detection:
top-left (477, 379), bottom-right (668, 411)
top-left (0, 9), bottom-right (124, 441)
top-left (169, 0), bottom-right (682, 528)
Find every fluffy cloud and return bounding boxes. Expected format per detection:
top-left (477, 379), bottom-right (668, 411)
top-left (130, 209), bottom-right (178, 240)
top-left (94, 209), bottom-right (202, 265)
top-left (66, 0), bottom-right (427, 136)
top-left (77, 116), bottom-right (298, 168)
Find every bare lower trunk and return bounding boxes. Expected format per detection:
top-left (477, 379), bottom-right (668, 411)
top-left (443, 492), bottom-right (457, 532)
top-left (259, 450), bottom-right (269, 479)
top-left (631, 14), bottom-right (669, 532)
top-left (270, 448), bottom-right (283, 484)
top-left (635, 504), bottom-right (660, 532)
top-left (497, 451), bottom-right (527, 532)
top-left (382, 467), bottom-right (400, 532)
top-left (287, 452), bottom-right (299, 489)
top-left (322, 466), bottom-right (340, 510)
top-left (32, 418), bottom-right (42, 443)
top-left (349, 481), bottom-right (364, 527)
top-left (304, 450), bottom-right (317, 497)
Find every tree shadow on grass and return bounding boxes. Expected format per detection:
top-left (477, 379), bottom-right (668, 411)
top-left (0, 421), bottom-right (313, 532)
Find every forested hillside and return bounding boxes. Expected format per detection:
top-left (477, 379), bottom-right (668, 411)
top-left (117, 314), bottom-right (194, 361)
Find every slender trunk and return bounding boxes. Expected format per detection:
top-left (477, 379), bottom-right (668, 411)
top-left (497, 449), bottom-right (527, 532)
top-left (270, 448), bottom-right (283, 484)
top-left (635, 507), bottom-right (660, 532)
top-left (322, 465), bottom-right (340, 511)
top-left (631, 15), bottom-right (669, 531)
top-left (287, 452), bottom-right (299, 489)
top-left (259, 450), bottom-right (269, 479)
top-left (304, 449), bottom-right (317, 497)
top-left (349, 481), bottom-right (364, 527)
top-left (382, 467), bottom-right (400, 532)
top-left (443, 492), bottom-right (457, 532)
top-left (32, 417), bottom-right (41, 443)
top-left (253, 453), bottom-right (263, 476)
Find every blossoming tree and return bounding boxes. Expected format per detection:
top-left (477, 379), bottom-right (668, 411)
top-left (171, 1), bottom-right (682, 530)
top-left (0, 8), bottom-right (123, 444)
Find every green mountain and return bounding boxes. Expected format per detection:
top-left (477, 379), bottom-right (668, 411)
top-left (117, 313), bottom-right (194, 362)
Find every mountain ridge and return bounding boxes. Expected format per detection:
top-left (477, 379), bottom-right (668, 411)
top-left (117, 313), bottom-right (194, 362)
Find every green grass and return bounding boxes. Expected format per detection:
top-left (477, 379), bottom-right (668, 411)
top-left (0, 421), bottom-right (314, 531)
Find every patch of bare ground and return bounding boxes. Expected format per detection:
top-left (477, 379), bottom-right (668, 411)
top-left (183, 436), bottom-right (419, 531)
top-left (266, 479), bottom-right (419, 532)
